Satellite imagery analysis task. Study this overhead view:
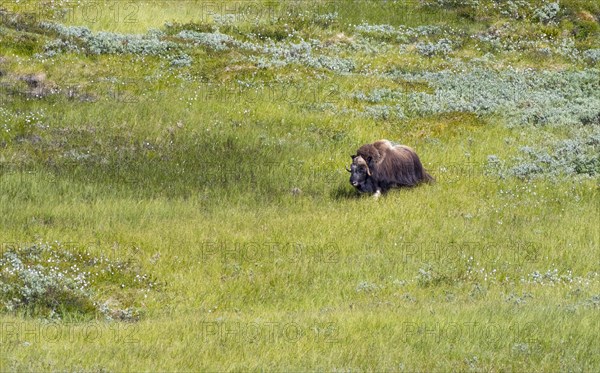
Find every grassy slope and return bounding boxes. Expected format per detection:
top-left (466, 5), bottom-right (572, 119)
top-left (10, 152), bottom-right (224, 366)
top-left (1, 0), bottom-right (599, 371)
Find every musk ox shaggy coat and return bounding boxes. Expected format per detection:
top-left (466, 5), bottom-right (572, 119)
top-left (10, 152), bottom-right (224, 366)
top-left (348, 140), bottom-right (433, 196)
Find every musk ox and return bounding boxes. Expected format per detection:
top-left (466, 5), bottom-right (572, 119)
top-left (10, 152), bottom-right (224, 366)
top-left (347, 140), bottom-right (434, 198)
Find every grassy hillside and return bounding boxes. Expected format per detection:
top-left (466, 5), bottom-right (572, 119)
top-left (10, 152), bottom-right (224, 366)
top-left (1, 0), bottom-right (599, 371)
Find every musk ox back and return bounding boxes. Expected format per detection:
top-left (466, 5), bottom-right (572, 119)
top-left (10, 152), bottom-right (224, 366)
top-left (347, 139), bottom-right (433, 197)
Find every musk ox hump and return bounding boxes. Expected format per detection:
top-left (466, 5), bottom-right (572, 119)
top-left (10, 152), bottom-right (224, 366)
top-left (356, 139), bottom-right (394, 165)
top-left (357, 140), bottom-right (434, 189)
top-left (377, 146), bottom-right (420, 186)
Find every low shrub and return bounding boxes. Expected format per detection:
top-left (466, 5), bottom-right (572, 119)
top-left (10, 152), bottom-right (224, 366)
top-left (0, 243), bottom-right (161, 320)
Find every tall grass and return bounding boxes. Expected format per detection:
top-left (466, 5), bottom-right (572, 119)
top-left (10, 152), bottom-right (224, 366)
top-left (0, 0), bottom-right (599, 371)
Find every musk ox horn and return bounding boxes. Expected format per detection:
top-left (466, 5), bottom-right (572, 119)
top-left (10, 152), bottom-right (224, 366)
top-left (353, 155), bottom-right (372, 176)
top-left (346, 166), bottom-right (351, 172)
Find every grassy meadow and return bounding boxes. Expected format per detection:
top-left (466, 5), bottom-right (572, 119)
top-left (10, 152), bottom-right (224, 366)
top-left (0, 0), bottom-right (599, 371)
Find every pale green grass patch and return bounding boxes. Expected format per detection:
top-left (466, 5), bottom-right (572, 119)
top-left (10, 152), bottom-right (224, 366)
top-left (0, 0), bottom-right (599, 371)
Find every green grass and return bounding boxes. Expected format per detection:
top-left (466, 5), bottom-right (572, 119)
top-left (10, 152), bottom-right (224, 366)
top-left (1, 0), bottom-right (599, 371)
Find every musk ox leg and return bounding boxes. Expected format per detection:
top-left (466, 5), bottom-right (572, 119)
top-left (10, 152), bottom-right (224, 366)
top-left (373, 189), bottom-right (382, 200)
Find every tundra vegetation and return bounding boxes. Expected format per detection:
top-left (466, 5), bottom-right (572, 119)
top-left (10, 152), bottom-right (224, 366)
top-left (0, 0), bottom-right (599, 371)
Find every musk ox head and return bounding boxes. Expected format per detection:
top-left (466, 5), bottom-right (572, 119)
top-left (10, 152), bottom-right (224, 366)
top-left (346, 155), bottom-right (377, 194)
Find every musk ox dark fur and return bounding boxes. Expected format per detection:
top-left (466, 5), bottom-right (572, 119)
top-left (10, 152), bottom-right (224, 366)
top-left (347, 140), bottom-right (434, 197)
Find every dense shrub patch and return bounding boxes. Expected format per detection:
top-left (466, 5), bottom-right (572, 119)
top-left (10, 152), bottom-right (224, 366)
top-left (41, 22), bottom-right (177, 56)
top-left (0, 243), bottom-right (161, 320)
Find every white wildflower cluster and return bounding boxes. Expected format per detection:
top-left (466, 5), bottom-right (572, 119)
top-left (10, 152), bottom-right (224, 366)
top-left (521, 269), bottom-right (599, 290)
top-left (0, 243), bottom-right (160, 319)
top-left (354, 23), bottom-right (446, 43)
top-left (0, 245), bottom-right (92, 316)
